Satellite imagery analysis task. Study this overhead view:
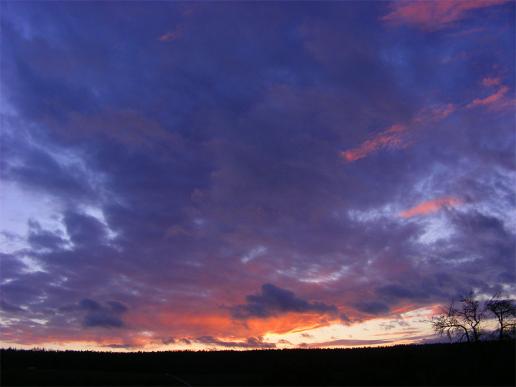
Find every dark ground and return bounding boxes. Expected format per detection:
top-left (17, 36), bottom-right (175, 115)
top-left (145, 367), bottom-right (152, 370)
top-left (1, 340), bottom-right (515, 386)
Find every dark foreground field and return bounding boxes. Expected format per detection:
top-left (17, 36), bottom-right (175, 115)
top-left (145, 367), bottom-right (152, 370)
top-left (1, 340), bottom-right (515, 386)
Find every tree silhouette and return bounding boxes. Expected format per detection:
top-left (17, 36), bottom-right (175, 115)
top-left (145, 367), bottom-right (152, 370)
top-left (486, 293), bottom-right (516, 340)
top-left (432, 293), bottom-right (485, 343)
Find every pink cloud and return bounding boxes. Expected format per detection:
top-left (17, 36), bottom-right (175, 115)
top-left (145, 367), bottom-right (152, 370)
top-left (342, 103), bottom-right (456, 163)
top-left (400, 197), bottom-right (463, 218)
top-left (341, 124), bottom-right (409, 162)
top-left (414, 103), bottom-right (457, 123)
top-left (467, 85), bottom-right (510, 109)
top-left (159, 26), bottom-right (183, 42)
top-left (382, 0), bottom-right (508, 31)
top-left (482, 77), bottom-right (502, 87)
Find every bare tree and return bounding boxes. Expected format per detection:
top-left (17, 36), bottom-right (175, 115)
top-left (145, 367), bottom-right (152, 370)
top-left (458, 293), bottom-right (484, 342)
top-left (486, 293), bottom-right (516, 340)
top-left (432, 292), bottom-right (485, 343)
top-left (432, 309), bottom-right (471, 343)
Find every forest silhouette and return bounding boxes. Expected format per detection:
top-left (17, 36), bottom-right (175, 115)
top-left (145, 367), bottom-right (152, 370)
top-left (1, 340), bottom-right (515, 386)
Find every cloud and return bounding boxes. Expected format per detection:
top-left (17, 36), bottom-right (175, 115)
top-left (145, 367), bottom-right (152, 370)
top-left (74, 298), bottom-right (128, 329)
top-left (376, 284), bottom-right (428, 301)
top-left (79, 298), bottom-right (102, 311)
top-left (354, 301), bottom-right (390, 315)
top-left (63, 211), bottom-right (108, 247)
top-left (241, 245), bottom-right (267, 264)
top-left (0, 300), bottom-right (25, 313)
top-left (62, 110), bottom-right (179, 152)
top-left (83, 313), bottom-right (124, 328)
top-left (414, 104), bottom-right (456, 123)
top-left (400, 197), bottom-right (463, 218)
top-left (482, 77), bottom-right (502, 87)
top-left (342, 103), bottom-right (456, 163)
top-left (1, 133), bottom-right (95, 201)
top-left (161, 336), bottom-right (176, 345)
top-left (101, 343), bottom-right (136, 349)
top-left (467, 85), bottom-right (511, 109)
top-left (159, 26), bottom-right (183, 42)
top-left (231, 284), bottom-right (338, 319)
top-left (341, 124), bottom-right (409, 162)
top-left (382, 0), bottom-right (509, 31)
top-left (27, 220), bottom-right (67, 251)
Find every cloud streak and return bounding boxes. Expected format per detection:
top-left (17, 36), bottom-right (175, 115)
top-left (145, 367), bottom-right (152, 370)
top-left (341, 124), bottom-right (409, 162)
top-left (382, 0), bottom-right (509, 31)
top-left (400, 197), bottom-right (463, 218)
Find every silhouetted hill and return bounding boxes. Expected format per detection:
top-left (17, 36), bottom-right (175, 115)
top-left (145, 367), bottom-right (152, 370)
top-left (1, 340), bottom-right (515, 386)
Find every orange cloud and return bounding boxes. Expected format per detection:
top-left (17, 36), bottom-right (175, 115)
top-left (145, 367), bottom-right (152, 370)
top-left (400, 196), bottom-right (463, 218)
top-left (341, 124), bottom-right (409, 162)
top-left (382, 0), bottom-right (508, 30)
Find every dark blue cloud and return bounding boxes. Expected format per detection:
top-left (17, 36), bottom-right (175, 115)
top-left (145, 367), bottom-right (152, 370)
top-left (232, 284), bottom-right (337, 319)
top-left (63, 211), bottom-right (107, 247)
top-left (354, 301), bottom-right (390, 315)
top-left (77, 298), bottom-right (128, 329)
top-left (27, 220), bottom-right (67, 250)
top-left (83, 313), bottom-right (124, 329)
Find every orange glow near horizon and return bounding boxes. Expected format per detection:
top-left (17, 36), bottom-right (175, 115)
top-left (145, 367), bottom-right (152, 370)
top-left (0, 305), bottom-right (440, 352)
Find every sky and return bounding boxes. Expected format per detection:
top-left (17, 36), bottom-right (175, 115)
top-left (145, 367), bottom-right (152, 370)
top-left (0, 0), bottom-right (515, 351)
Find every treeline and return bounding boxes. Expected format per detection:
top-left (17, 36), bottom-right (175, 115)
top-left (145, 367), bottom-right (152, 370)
top-left (1, 340), bottom-right (515, 386)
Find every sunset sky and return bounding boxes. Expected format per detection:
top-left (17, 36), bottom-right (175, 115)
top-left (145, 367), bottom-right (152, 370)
top-left (0, 1), bottom-right (515, 351)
